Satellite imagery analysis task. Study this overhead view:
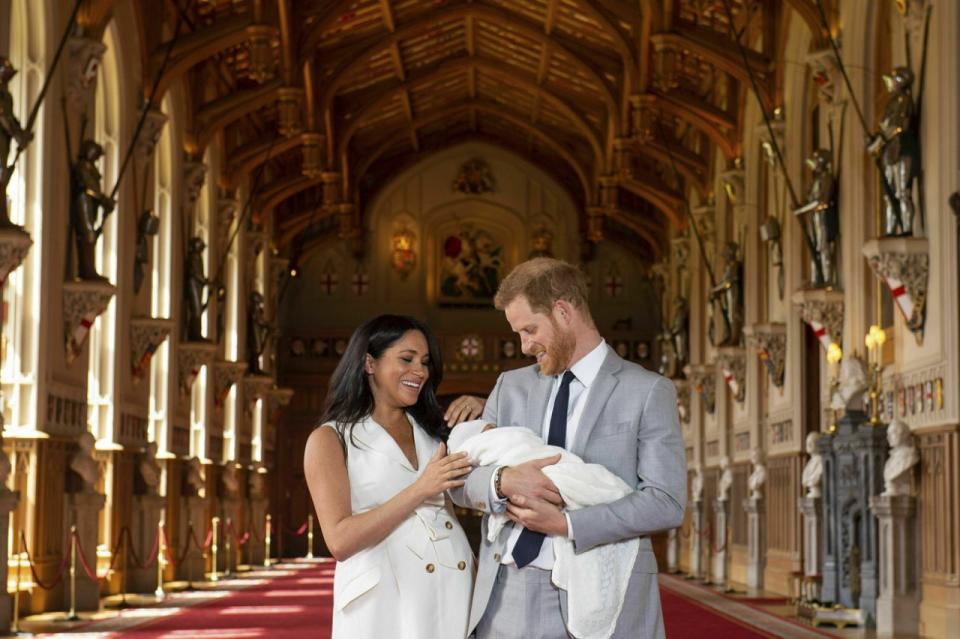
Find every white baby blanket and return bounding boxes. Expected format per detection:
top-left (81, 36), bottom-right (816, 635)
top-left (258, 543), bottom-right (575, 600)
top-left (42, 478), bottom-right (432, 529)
top-left (448, 420), bottom-right (639, 639)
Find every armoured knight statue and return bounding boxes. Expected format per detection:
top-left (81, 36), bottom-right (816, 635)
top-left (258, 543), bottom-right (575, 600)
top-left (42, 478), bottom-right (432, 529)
top-left (0, 57), bottom-right (32, 228)
top-left (868, 66), bottom-right (920, 236)
top-left (709, 242), bottom-right (744, 347)
top-left (184, 237), bottom-right (214, 341)
top-left (793, 149), bottom-right (838, 287)
top-left (246, 290), bottom-right (272, 374)
top-left (71, 139), bottom-right (115, 281)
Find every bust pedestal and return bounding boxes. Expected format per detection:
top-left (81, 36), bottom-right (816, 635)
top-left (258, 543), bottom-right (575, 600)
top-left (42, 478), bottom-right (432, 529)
top-left (799, 496), bottom-right (823, 602)
top-left (712, 498), bottom-right (729, 585)
top-left (64, 491), bottom-right (106, 611)
top-left (744, 496), bottom-right (765, 590)
top-left (129, 493), bottom-right (164, 592)
top-left (870, 494), bottom-right (918, 636)
top-left (0, 490), bottom-right (20, 631)
top-left (249, 497), bottom-right (269, 565)
top-left (688, 501), bottom-right (703, 578)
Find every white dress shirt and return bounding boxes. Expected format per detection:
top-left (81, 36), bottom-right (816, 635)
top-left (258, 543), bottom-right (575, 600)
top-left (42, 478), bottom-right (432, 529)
top-left (493, 339), bottom-right (607, 569)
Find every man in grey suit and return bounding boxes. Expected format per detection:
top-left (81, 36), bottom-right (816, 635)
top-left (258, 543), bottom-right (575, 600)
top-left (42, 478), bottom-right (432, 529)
top-left (450, 257), bottom-right (686, 639)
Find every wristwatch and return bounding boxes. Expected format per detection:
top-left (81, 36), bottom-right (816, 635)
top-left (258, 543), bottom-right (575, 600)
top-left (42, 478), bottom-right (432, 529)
top-left (494, 466), bottom-right (507, 500)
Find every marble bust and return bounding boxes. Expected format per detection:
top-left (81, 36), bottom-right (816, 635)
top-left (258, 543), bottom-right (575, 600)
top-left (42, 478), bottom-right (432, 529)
top-left (690, 463), bottom-right (703, 503)
top-left (138, 442), bottom-right (162, 494)
top-left (186, 457), bottom-right (205, 496)
top-left (747, 447), bottom-right (766, 500)
top-left (717, 456), bottom-right (733, 502)
top-left (801, 431), bottom-right (824, 498)
top-left (70, 431), bottom-right (100, 492)
top-left (883, 419), bottom-right (919, 496)
top-left (831, 356), bottom-right (869, 412)
top-left (222, 463), bottom-right (240, 496)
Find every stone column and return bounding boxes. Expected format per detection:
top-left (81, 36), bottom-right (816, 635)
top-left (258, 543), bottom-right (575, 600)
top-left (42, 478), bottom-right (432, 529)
top-left (667, 528), bottom-right (679, 573)
top-left (870, 495), bottom-right (918, 636)
top-left (64, 491), bottom-right (106, 611)
top-left (129, 494), bottom-right (165, 592)
top-left (0, 489), bottom-right (20, 631)
top-left (712, 498), bottom-right (728, 585)
top-left (799, 496), bottom-right (823, 602)
top-left (745, 496), bottom-right (765, 590)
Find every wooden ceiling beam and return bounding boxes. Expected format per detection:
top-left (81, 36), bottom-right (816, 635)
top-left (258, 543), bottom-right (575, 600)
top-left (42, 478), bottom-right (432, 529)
top-left (619, 176), bottom-right (684, 228)
top-left (379, 0), bottom-right (396, 33)
top-left (648, 92), bottom-right (740, 160)
top-left (190, 79), bottom-right (284, 153)
top-left (223, 134), bottom-right (304, 189)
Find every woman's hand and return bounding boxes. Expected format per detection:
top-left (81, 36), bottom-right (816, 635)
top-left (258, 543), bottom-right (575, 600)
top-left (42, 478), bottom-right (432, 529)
top-left (444, 395), bottom-right (486, 426)
top-left (415, 443), bottom-right (472, 500)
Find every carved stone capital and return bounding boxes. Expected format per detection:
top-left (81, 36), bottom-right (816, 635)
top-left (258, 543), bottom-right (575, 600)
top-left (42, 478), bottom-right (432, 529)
top-left (684, 363), bottom-right (716, 415)
top-left (183, 158), bottom-right (207, 214)
top-left (136, 107), bottom-right (168, 163)
top-left (863, 237), bottom-right (929, 340)
top-left (266, 386), bottom-right (294, 413)
top-left (0, 226), bottom-right (33, 283)
top-left (716, 347), bottom-right (746, 403)
top-left (277, 87), bottom-right (304, 137)
top-left (301, 132), bottom-right (324, 178)
top-left (745, 323), bottom-right (787, 388)
top-left (674, 379), bottom-right (691, 423)
top-left (792, 288), bottom-right (844, 351)
top-left (213, 360), bottom-right (247, 408)
top-left (720, 167), bottom-right (745, 207)
top-left (246, 24), bottom-right (278, 83)
top-left (63, 280), bottom-right (116, 364)
top-left (66, 37), bottom-right (107, 110)
top-left (130, 317), bottom-right (174, 381)
top-left (242, 374), bottom-right (274, 404)
top-left (177, 342), bottom-right (217, 396)
top-left (755, 114), bottom-right (785, 170)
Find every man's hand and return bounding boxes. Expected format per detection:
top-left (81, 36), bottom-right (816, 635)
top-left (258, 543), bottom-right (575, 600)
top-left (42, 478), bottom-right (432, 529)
top-left (444, 395), bottom-right (486, 426)
top-left (506, 494), bottom-right (568, 536)
top-left (500, 454), bottom-right (563, 506)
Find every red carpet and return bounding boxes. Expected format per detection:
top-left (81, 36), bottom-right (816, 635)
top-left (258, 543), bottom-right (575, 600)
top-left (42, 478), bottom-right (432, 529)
top-left (121, 561), bottom-right (335, 639)
top-left (660, 587), bottom-right (780, 638)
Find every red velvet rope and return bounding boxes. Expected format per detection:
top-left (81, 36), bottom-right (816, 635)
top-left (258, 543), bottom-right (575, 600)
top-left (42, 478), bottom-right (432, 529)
top-left (281, 520), bottom-right (308, 536)
top-left (191, 525), bottom-right (214, 552)
top-left (224, 520), bottom-right (252, 546)
top-left (74, 528), bottom-right (127, 582)
top-left (127, 527), bottom-right (160, 570)
top-left (159, 525), bottom-right (179, 567)
top-left (18, 530), bottom-right (70, 591)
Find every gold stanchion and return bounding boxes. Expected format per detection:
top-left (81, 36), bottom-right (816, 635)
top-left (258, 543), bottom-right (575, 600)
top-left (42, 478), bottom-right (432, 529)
top-left (155, 520), bottom-right (166, 600)
top-left (66, 525), bottom-right (79, 621)
top-left (210, 517), bottom-right (220, 582)
top-left (224, 517), bottom-right (233, 577)
top-left (263, 514), bottom-right (272, 568)
top-left (12, 531), bottom-right (22, 632)
top-left (306, 515), bottom-right (314, 559)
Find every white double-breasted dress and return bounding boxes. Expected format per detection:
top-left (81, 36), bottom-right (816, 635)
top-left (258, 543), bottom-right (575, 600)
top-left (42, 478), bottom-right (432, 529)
top-left (325, 416), bottom-right (474, 638)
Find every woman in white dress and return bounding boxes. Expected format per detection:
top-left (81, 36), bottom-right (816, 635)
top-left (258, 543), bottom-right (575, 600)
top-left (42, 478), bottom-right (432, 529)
top-left (304, 315), bottom-right (476, 638)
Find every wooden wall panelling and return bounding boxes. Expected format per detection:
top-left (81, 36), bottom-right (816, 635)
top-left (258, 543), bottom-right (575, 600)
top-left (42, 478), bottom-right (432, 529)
top-left (764, 452), bottom-right (802, 595)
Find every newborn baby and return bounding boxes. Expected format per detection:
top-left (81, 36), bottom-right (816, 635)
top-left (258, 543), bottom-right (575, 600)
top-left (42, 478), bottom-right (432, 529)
top-left (448, 420), bottom-right (639, 639)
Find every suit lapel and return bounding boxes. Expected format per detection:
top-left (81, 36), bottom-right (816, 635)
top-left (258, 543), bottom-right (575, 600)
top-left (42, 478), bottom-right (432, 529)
top-left (525, 369), bottom-right (554, 437)
top-left (570, 346), bottom-right (622, 456)
top-left (355, 417), bottom-right (416, 472)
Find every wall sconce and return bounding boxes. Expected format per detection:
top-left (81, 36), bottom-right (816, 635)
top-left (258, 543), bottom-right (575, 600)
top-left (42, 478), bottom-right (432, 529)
top-left (391, 227), bottom-right (416, 279)
top-left (865, 325), bottom-right (887, 426)
top-left (826, 342), bottom-right (842, 433)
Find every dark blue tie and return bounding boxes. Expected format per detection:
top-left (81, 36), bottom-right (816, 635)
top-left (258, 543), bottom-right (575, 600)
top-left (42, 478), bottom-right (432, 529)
top-left (512, 370), bottom-right (576, 568)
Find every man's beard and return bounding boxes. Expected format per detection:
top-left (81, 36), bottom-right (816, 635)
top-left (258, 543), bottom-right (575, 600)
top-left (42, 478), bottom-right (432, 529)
top-left (538, 321), bottom-right (576, 376)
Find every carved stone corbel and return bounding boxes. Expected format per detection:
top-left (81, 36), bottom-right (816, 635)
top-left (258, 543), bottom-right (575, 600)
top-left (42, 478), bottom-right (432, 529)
top-left (720, 165), bottom-right (745, 208)
top-left (183, 158), bottom-right (207, 214)
top-left (177, 342), bottom-right (217, 396)
top-left (135, 108), bottom-right (168, 163)
top-left (863, 237), bottom-right (928, 342)
top-left (792, 288), bottom-right (844, 351)
top-left (301, 132), bottom-right (324, 178)
top-left (130, 317), bottom-right (174, 380)
top-left (745, 323), bottom-right (787, 388)
top-left (806, 47), bottom-right (844, 107)
top-left (0, 227), bottom-right (33, 283)
top-left (674, 379), bottom-right (691, 423)
top-left (716, 347), bottom-right (746, 403)
top-left (63, 280), bottom-right (116, 364)
top-left (66, 37), bottom-right (107, 110)
top-left (684, 363), bottom-right (716, 415)
top-left (242, 374), bottom-right (274, 413)
top-left (276, 87), bottom-right (304, 137)
top-left (755, 112), bottom-right (785, 170)
top-left (246, 24), bottom-right (278, 83)
top-left (266, 386), bottom-right (294, 414)
top-left (213, 360), bottom-right (247, 409)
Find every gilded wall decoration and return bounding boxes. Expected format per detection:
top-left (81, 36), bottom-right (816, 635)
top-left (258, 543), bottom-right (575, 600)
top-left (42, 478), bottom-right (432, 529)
top-left (439, 226), bottom-right (503, 306)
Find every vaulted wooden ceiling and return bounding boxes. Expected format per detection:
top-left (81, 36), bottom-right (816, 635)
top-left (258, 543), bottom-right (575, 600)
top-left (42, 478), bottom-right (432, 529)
top-left (115, 0), bottom-right (829, 262)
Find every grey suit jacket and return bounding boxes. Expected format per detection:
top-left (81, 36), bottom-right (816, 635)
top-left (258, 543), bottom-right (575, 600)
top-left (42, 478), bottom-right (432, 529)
top-left (451, 345), bottom-right (687, 638)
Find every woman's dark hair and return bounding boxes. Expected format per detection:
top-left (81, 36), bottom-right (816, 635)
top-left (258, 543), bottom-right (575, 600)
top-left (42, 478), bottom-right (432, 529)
top-left (320, 314), bottom-right (447, 447)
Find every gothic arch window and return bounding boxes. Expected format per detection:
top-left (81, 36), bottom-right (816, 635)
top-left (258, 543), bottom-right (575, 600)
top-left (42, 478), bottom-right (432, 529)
top-left (148, 95), bottom-right (175, 453)
top-left (2, 0), bottom-right (46, 434)
top-left (88, 22), bottom-right (120, 443)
